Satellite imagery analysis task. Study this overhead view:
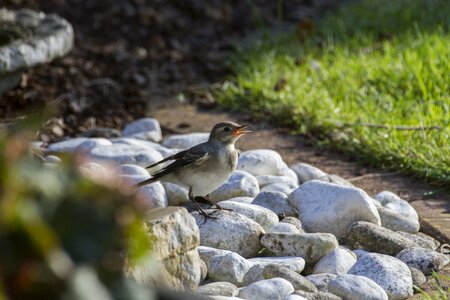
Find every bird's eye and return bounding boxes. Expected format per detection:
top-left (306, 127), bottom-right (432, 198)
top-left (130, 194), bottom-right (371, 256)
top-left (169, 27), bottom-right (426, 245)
top-left (223, 127), bottom-right (231, 132)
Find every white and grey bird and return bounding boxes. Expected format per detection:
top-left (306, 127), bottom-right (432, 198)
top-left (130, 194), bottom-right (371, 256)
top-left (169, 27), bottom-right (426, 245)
top-left (135, 121), bottom-right (251, 217)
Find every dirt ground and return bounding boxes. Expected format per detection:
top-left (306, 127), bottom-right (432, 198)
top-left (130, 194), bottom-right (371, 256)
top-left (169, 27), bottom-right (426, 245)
top-left (2, 0), bottom-right (449, 296)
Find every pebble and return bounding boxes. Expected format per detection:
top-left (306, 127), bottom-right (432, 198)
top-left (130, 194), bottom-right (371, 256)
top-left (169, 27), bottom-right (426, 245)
top-left (238, 149), bottom-right (286, 176)
top-left (290, 163), bottom-right (328, 184)
top-left (261, 233), bottom-right (338, 264)
top-left (347, 221), bottom-right (418, 256)
top-left (192, 210), bottom-right (264, 258)
top-left (268, 222), bottom-right (303, 234)
top-left (197, 282), bottom-right (239, 297)
top-left (327, 274), bottom-right (388, 300)
top-left (162, 132), bottom-right (209, 149)
top-left (227, 197), bottom-right (255, 204)
top-left (261, 182), bottom-right (296, 195)
top-left (396, 247), bottom-right (449, 275)
top-left (408, 267), bottom-right (426, 287)
top-left (217, 200), bottom-right (279, 230)
top-left (374, 191), bottom-right (419, 222)
top-left (294, 290), bottom-right (342, 300)
top-left (312, 248), bottom-right (357, 275)
top-left (377, 207), bottom-right (420, 233)
top-left (48, 137), bottom-right (89, 152)
top-left (348, 252), bottom-right (413, 300)
top-left (88, 143), bottom-right (163, 167)
top-left (248, 257), bottom-right (306, 273)
top-left (208, 252), bottom-right (252, 285)
top-left (122, 118), bottom-right (162, 142)
top-left (76, 138), bottom-right (112, 152)
top-left (397, 231), bottom-right (440, 250)
top-left (280, 217), bottom-right (303, 231)
top-left (238, 278), bottom-right (295, 300)
top-left (111, 137), bottom-right (179, 158)
top-left (209, 170), bottom-right (260, 202)
top-left (326, 174), bottom-right (354, 187)
top-left (306, 274), bottom-right (338, 292)
top-left (284, 295), bottom-right (308, 300)
top-left (162, 182), bottom-right (189, 205)
top-left (288, 180), bottom-right (381, 240)
top-left (256, 174), bottom-right (298, 187)
top-left (252, 191), bottom-right (298, 217)
top-left (262, 264), bottom-right (318, 292)
top-left (45, 155), bottom-right (62, 163)
top-left (197, 246), bottom-right (232, 265)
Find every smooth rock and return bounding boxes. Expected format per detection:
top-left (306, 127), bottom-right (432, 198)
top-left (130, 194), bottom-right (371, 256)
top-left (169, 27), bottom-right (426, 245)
top-left (326, 174), bottom-right (354, 187)
top-left (192, 210), bottom-right (264, 258)
top-left (268, 222), bottom-right (302, 234)
top-left (135, 182), bottom-right (168, 210)
top-left (377, 207), bottom-right (420, 233)
top-left (328, 274), bottom-right (388, 300)
top-left (312, 248), bottom-right (357, 275)
top-left (261, 233), bottom-right (338, 264)
top-left (261, 182), bottom-right (296, 195)
top-left (80, 127), bottom-right (121, 138)
top-left (200, 259), bottom-right (207, 282)
top-left (397, 231), bottom-right (440, 250)
top-left (162, 182), bottom-right (189, 206)
top-left (248, 257), bottom-right (306, 273)
top-left (210, 297), bottom-right (245, 300)
top-left (280, 217), bottom-right (303, 231)
top-left (306, 274), bottom-right (337, 292)
top-left (111, 137), bottom-right (178, 158)
top-left (279, 166), bottom-right (299, 185)
top-left (242, 264), bottom-right (266, 286)
top-left (238, 149), bottom-right (286, 176)
top-left (396, 247), bottom-right (450, 275)
top-left (228, 197), bottom-right (254, 204)
top-left (44, 155), bottom-right (62, 163)
top-left (262, 264), bottom-right (318, 292)
top-left (290, 163), bottom-right (328, 184)
top-left (284, 295), bottom-right (308, 300)
top-left (209, 171), bottom-right (260, 202)
top-left (197, 282), bottom-right (239, 297)
top-left (238, 278), bottom-right (294, 300)
top-left (374, 191), bottom-right (419, 221)
top-left (122, 118), bottom-right (162, 142)
top-left (208, 252), bottom-right (252, 285)
top-left (256, 175), bottom-right (298, 187)
top-left (348, 252), bottom-right (413, 300)
top-left (78, 162), bottom-right (108, 180)
top-left (294, 290), bottom-right (342, 300)
top-left (252, 191), bottom-right (298, 217)
top-left (116, 164), bottom-right (149, 177)
top-left (288, 180), bottom-right (380, 240)
top-left (409, 267), bottom-right (426, 287)
top-left (347, 221), bottom-right (418, 256)
top-left (76, 138), bottom-right (112, 152)
top-left (48, 137), bottom-right (89, 152)
top-left (197, 246), bottom-right (231, 265)
top-left (88, 143), bottom-right (163, 167)
top-left (163, 132), bottom-right (209, 149)
top-left (217, 200), bottom-right (279, 230)
top-left (126, 207), bottom-right (202, 291)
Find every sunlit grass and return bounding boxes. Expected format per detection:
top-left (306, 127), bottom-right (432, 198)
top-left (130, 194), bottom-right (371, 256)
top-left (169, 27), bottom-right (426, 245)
top-left (414, 271), bottom-right (450, 300)
top-left (219, 0), bottom-right (450, 184)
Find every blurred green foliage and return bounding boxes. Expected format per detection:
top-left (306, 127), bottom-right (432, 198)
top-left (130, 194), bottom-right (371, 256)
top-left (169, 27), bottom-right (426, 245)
top-left (0, 129), bottom-right (152, 300)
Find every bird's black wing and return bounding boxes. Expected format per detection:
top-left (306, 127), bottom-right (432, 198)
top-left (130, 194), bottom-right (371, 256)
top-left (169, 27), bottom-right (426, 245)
top-left (144, 149), bottom-right (188, 169)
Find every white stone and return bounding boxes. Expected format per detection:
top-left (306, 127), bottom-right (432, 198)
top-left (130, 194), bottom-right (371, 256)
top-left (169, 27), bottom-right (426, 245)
top-left (44, 155), bottom-right (61, 163)
top-left (261, 183), bottom-right (296, 195)
top-left (162, 132), bottom-right (209, 149)
top-left (306, 274), bottom-right (337, 292)
top-left (284, 295), bottom-right (307, 300)
top-left (256, 175), bottom-right (298, 187)
top-left (242, 264), bottom-right (266, 286)
top-left (136, 182), bottom-right (168, 210)
top-left (252, 191), bottom-right (297, 217)
top-left (122, 118), bottom-right (162, 142)
top-left (162, 182), bottom-right (189, 205)
top-left (76, 138), bottom-right (112, 152)
top-left (290, 163), bottom-right (328, 184)
top-left (48, 137), bottom-right (89, 152)
top-left (78, 162), bottom-right (109, 181)
top-left (328, 274), bottom-right (388, 300)
top-left (377, 207), bottom-right (419, 233)
top-left (116, 164), bottom-right (149, 177)
top-left (111, 137), bottom-right (179, 158)
top-left (197, 246), bottom-right (232, 265)
top-left (261, 233), bottom-right (338, 264)
top-left (288, 180), bottom-right (381, 240)
top-left (88, 143), bottom-right (163, 167)
top-left (217, 200), bottom-right (279, 230)
top-left (209, 171), bottom-right (260, 202)
top-left (191, 210), bottom-right (264, 258)
top-left (312, 248), bottom-right (357, 275)
top-left (238, 278), bottom-right (294, 300)
top-left (210, 297), bottom-right (245, 300)
top-left (348, 252), bottom-right (413, 300)
top-left (279, 166), bottom-right (299, 185)
top-left (268, 223), bottom-right (301, 234)
top-left (228, 197), bottom-right (254, 204)
top-left (197, 282), bottom-right (239, 297)
top-left (208, 252), bottom-right (252, 285)
top-left (326, 174), bottom-right (354, 187)
top-left (237, 149), bottom-right (286, 176)
top-left (248, 257), bottom-right (306, 273)
top-left (396, 247), bottom-right (450, 275)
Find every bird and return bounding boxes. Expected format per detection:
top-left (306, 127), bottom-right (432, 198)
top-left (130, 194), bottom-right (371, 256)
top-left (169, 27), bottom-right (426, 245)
top-left (135, 121), bottom-right (251, 218)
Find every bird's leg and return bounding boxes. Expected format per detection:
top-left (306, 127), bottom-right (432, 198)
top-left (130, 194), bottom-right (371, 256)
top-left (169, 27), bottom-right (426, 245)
top-left (202, 195), bottom-right (233, 212)
top-left (189, 188), bottom-right (218, 220)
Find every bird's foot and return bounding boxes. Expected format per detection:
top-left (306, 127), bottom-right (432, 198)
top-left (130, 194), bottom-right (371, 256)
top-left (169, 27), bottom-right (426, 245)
top-left (213, 204), bottom-right (233, 212)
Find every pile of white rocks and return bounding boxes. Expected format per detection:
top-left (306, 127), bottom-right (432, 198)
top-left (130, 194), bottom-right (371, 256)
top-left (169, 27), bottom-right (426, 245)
top-left (40, 118), bottom-right (449, 300)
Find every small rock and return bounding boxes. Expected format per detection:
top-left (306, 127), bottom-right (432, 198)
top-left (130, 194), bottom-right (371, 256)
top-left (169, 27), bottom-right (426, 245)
top-left (162, 182), bottom-right (189, 205)
top-left (116, 164), bottom-right (149, 177)
top-left (122, 118), bottom-right (162, 142)
top-left (396, 247), bottom-right (450, 275)
top-left (88, 143), bottom-right (163, 167)
top-left (408, 267), bottom-right (426, 287)
top-left (326, 174), bottom-right (354, 187)
top-left (238, 150), bottom-right (286, 176)
top-left (48, 137), bottom-right (89, 152)
top-left (228, 197), bottom-right (254, 204)
top-left (328, 274), bottom-right (388, 300)
top-left (261, 183), bottom-right (296, 195)
top-left (242, 264), bottom-right (266, 286)
top-left (262, 264), bottom-right (318, 292)
top-left (348, 252), bottom-right (413, 300)
top-left (80, 127), bottom-right (121, 138)
top-left (279, 166), bottom-right (299, 185)
top-left (256, 175), bottom-right (298, 187)
top-left (290, 163), bottom-right (328, 184)
top-left (288, 180), bottom-right (381, 240)
top-left (377, 207), bottom-right (420, 233)
top-left (252, 191), bottom-right (298, 217)
top-left (280, 217), bottom-right (303, 231)
top-left (44, 155), bottom-right (61, 163)
top-left (192, 210), bottom-right (264, 258)
top-left (261, 233), bottom-right (338, 264)
top-left (347, 221), bottom-right (418, 256)
top-left (76, 138), bottom-right (112, 152)
top-left (312, 248), bottom-right (357, 275)
top-left (208, 252), bottom-right (252, 285)
top-left (111, 137), bottom-right (178, 158)
top-left (284, 295), bottom-right (308, 300)
top-left (200, 259), bottom-right (207, 283)
top-left (248, 257), bottom-right (306, 273)
top-left (210, 297), bottom-right (245, 300)
top-left (217, 201), bottom-right (279, 230)
top-left (197, 246), bottom-right (231, 265)
top-left (135, 182), bottom-right (168, 210)
top-left (306, 274), bottom-right (337, 292)
top-left (238, 278), bottom-right (294, 300)
top-left (209, 171), bottom-right (260, 202)
top-left (268, 222), bottom-right (303, 234)
top-left (197, 282), bottom-right (239, 297)
top-left (294, 290), bottom-right (342, 300)
top-left (374, 191), bottom-right (419, 221)
top-left (78, 162), bottom-right (108, 180)
top-left (397, 231), bottom-right (440, 250)
top-left (163, 132), bottom-right (209, 149)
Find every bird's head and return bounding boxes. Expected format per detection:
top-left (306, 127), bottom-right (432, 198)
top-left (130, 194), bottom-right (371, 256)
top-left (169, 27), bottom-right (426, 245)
top-left (209, 121), bottom-right (251, 144)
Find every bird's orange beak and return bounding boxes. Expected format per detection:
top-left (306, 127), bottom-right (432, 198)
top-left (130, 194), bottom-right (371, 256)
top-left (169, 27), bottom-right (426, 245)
top-left (233, 124), bottom-right (252, 136)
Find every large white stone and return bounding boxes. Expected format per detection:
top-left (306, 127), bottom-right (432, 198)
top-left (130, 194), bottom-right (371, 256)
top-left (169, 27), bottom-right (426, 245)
top-left (208, 252), bottom-right (252, 285)
top-left (348, 252), bottom-right (413, 300)
top-left (122, 118), bottom-right (162, 142)
top-left (252, 191), bottom-right (297, 217)
top-left (288, 180), bottom-right (381, 240)
top-left (256, 175), bottom-right (298, 187)
top-left (116, 164), bottom-right (149, 177)
top-left (312, 247), bottom-right (357, 275)
top-left (284, 295), bottom-right (307, 300)
top-left (228, 197), bottom-right (254, 204)
top-left (396, 247), bottom-right (450, 275)
top-left (162, 182), bottom-right (189, 205)
top-left (248, 257), bottom-right (306, 273)
top-left (267, 223), bottom-right (302, 234)
top-left (262, 264), bottom-right (317, 292)
top-left (191, 210), bottom-right (264, 258)
top-left (217, 200), bottom-right (279, 230)
top-left (290, 163), bottom-right (328, 184)
top-left (197, 246), bottom-right (231, 265)
top-left (76, 138), bottom-right (113, 152)
top-left (197, 282), bottom-right (239, 297)
top-left (238, 278), bottom-right (294, 300)
top-left (237, 149), bottom-right (286, 176)
top-left (88, 143), bottom-right (163, 167)
top-left (261, 183), bottom-right (296, 195)
top-left (162, 132), bottom-right (209, 149)
top-left (374, 191), bottom-right (418, 220)
top-left (306, 274), bottom-right (337, 292)
top-left (111, 137), bottom-right (179, 158)
top-left (209, 171), bottom-right (260, 202)
top-left (48, 137), bottom-right (89, 152)
top-left (377, 207), bottom-right (419, 233)
top-left (328, 274), bottom-right (388, 300)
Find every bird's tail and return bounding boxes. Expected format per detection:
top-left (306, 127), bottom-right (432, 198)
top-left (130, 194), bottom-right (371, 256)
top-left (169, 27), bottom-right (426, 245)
top-left (134, 177), bottom-right (157, 188)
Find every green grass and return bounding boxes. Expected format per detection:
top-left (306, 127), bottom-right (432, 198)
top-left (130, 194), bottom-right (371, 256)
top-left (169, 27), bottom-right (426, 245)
top-left (415, 271), bottom-right (450, 299)
top-left (219, 0), bottom-right (450, 184)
